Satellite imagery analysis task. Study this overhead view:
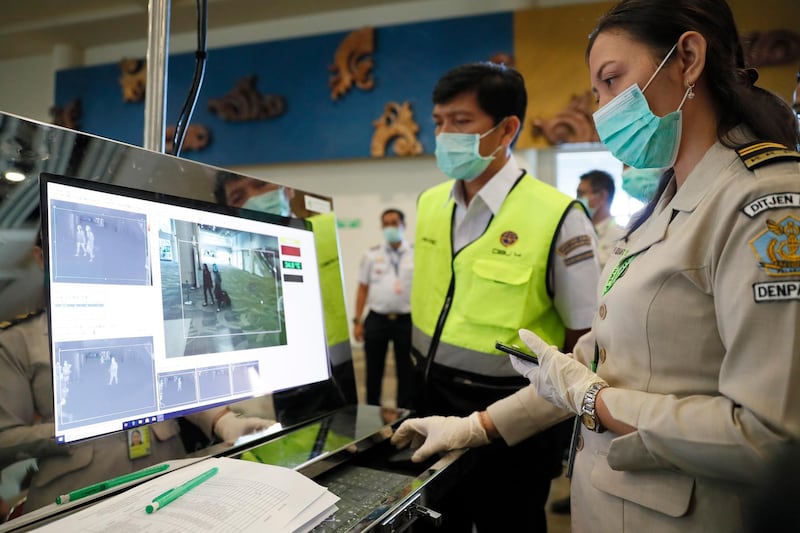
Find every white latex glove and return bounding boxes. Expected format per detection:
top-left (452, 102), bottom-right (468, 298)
top-left (213, 410), bottom-right (275, 443)
top-left (390, 412), bottom-right (490, 463)
top-left (518, 328), bottom-right (607, 414)
top-left (509, 352), bottom-right (538, 381)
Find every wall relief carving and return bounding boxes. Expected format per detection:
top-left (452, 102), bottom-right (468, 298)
top-left (119, 58), bottom-right (146, 102)
top-left (329, 27), bottom-right (375, 101)
top-left (531, 91), bottom-right (599, 145)
top-left (489, 52), bottom-right (515, 67)
top-left (50, 99), bottom-right (82, 130)
top-left (742, 30), bottom-right (800, 67)
top-left (165, 124), bottom-right (211, 153)
top-left (207, 75), bottom-right (286, 121)
top-left (371, 101), bottom-right (423, 157)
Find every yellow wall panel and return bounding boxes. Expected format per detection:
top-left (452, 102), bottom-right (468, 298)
top-left (514, 1), bottom-right (800, 149)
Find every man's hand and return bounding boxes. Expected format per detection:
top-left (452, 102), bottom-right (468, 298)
top-left (213, 411), bottom-right (276, 443)
top-left (516, 328), bottom-right (607, 414)
top-left (353, 322), bottom-right (365, 342)
top-left (390, 412), bottom-right (490, 462)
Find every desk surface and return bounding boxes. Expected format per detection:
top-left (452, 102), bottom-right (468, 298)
top-left (0, 405), bottom-right (471, 532)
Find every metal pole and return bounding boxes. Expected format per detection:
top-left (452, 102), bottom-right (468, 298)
top-left (143, 0), bottom-right (170, 153)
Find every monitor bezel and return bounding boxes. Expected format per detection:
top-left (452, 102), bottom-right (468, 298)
top-left (39, 171), bottom-right (330, 445)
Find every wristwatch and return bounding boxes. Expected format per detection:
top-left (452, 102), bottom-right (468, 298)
top-left (580, 382), bottom-right (608, 433)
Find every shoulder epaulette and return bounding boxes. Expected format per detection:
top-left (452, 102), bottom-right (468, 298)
top-left (736, 141), bottom-right (800, 170)
top-left (0, 309), bottom-right (44, 330)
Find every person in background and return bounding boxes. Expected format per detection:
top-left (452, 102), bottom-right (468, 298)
top-left (393, 1), bottom-right (800, 531)
top-left (74, 225), bottom-right (85, 257)
top-left (107, 356), bottom-right (118, 386)
top-left (84, 225), bottom-right (95, 262)
top-left (577, 169), bottom-right (626, 268)
top-left (0, 234), bottom-right (275, 514)
top-left (212, 264), bottom-right (223, 312)
top-left (352, 208), bottom-right (414, 408)
top-left (201, 263), bottom-right (214, 307)
top-left (397, 61), bottom-right (600, 532)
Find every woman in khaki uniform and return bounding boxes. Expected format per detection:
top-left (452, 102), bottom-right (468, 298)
top-left (391, 1), bottom-right (800, 531)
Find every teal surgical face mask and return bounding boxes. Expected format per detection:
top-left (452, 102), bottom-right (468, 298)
top-left (577, 196), bottom-right (596, 219)
top-left (593, 43), bottom-right (693, 169)
top-left (622, 167), bottom-right (663, 203)
top-left (242, 187), bottom-right (291, 217)
top-left (383, 226), bottom-right (404, 244)
top-left (435, 120), bottom-right (505, 181)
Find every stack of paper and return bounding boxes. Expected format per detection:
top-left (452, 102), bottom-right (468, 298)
top-left (37, 457), bottom-right (339, 532)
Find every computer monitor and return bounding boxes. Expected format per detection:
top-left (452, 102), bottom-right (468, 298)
top-left (39, 173), bottom-right (331, 444)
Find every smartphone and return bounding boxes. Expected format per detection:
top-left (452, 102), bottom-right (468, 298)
top-left (495, 341), bottom-right (539, 364)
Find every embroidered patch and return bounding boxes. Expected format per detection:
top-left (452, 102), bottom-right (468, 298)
top-left (748, 215), bottom-right (800, 276)
top-left (564, 250), bottom-right (594, 266)
top-left (500, 231), bottom-right (518, 247)
top-left (557, 234), bottom-right (592, 256)
top-left (741, 192), bottom-right (800, 218)
top-left (753, 280), bottom-right (800, 302)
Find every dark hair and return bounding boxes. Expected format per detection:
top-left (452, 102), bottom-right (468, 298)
top-left (433, 62), bottom-right (527, 142)
top-left (381, 208), bottom-right (405, 224)
top-left (588, 0), bottom-right (800, 234)
top-left (580, 169), bottom-right (616, 204)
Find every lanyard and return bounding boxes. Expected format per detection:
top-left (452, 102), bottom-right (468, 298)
top-left (602, 251), bottom-right (638, 296)
top-left (387, 247), bottom-right (404, 277)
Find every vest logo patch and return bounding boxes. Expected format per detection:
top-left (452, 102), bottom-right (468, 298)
top-left (741, 192), bottom-right (800, 218)
top-left (500, 231), bottom-right (518, 247)
top-left (753, 280), bottom-right (800, 302)
top-left (557, 234), bottom-right (591, 256)
top-left (749, 215), bottom-right (800, 276)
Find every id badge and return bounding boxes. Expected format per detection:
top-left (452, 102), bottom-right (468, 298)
top-left (127, 426), bottom-right (152, 460)
top-left (394, 279), bottom-right (403, 295)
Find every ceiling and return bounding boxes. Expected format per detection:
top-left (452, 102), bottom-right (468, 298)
top-left (0, 0), bottom-right (418, 61)
top-left (0, 0), bottom-right (605, 62)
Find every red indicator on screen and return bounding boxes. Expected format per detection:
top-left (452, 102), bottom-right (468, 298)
top-left (281, 245), bottom-right (301, 257)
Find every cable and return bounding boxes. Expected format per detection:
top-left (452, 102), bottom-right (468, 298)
top-left (170, 0), bottom-right (208, 157)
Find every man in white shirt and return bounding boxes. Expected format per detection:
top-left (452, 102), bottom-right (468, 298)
top-left (398, 62), bottom-right (601, 532)
top-left (352, 209), bottom-right (414, 409)
top-left (577, 169), bottom-right (626, 268)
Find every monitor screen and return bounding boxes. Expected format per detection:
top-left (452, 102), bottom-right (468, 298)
top-left (40, 173), bottom-right (331, 444)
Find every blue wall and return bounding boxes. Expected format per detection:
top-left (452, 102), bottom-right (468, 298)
top-left (55, 13), bottom-right (513, 167)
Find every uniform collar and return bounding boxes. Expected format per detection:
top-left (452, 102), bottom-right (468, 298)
top-left (449, 157), bottom-right (522, 215)
top-left (670, 125), bottom-right (752, 214)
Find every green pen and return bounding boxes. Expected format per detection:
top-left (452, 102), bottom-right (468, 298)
top-left (56, 463), bottom-right (170, 504)
top-left (145, 466), bottom-right (218, 513)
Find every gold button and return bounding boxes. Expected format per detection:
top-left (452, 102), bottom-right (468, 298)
top-left (576, 435), bottom-right (584, 451)
top-left (599, 347), bottom-right (607, 364)
top-left (598, 304), bottom-right (607, 319)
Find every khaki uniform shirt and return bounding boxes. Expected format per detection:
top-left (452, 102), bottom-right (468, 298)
top-left (488, 132), bottom-right (800, 532)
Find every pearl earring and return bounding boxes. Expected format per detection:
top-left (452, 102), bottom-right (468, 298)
top-left (686, 80), bottom-right (696, 100)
